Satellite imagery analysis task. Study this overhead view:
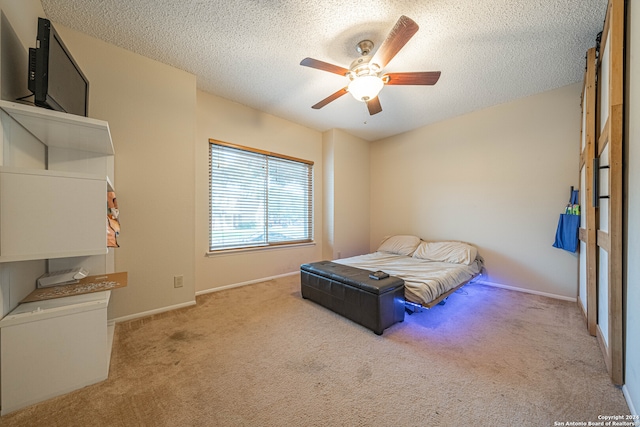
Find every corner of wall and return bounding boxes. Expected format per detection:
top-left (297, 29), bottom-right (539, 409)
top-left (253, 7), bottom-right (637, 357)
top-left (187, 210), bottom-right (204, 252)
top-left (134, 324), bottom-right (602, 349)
top-left (330, 129), bottom-right (371, 259)
top-left (0, 10), bottom-right (25, 101)
top-left (322, 130), bottom-right (336, 260)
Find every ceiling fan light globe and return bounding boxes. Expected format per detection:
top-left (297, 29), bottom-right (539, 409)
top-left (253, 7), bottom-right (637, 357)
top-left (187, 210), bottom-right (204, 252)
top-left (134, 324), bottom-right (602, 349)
top-left (348, 75), bottom-right (384, 102)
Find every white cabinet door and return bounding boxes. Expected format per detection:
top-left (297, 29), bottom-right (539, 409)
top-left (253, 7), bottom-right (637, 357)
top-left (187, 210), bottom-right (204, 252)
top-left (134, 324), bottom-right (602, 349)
top-left (0, 291), bottom-right (110, 415)
top-left (0, 169), bottom-right (106, 262)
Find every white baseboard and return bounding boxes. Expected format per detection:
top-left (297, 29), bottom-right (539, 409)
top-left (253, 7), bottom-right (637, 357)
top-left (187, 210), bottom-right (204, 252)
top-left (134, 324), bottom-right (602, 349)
top-left (109, 300), bottom-right (196, 324)
top-left (195, 271), bottom-right (298, 296)
top-left (109, 275), bottom-right (576, 323)
top-left (108, 272), bottom-right (297, 324)
top-left (475, 280), bottom-right (577, 303)
top-left (623, 385), bottom-right (638, 416)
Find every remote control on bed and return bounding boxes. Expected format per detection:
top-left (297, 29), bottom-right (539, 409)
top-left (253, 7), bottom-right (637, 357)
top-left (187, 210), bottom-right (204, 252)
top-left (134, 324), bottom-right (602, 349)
top-left (369, 270), bottom-right (389, 280)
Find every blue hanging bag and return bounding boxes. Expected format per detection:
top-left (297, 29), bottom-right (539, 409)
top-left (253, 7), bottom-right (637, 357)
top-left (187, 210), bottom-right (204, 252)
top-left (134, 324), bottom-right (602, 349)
top-left (552, 189), bottom-right (580, 253)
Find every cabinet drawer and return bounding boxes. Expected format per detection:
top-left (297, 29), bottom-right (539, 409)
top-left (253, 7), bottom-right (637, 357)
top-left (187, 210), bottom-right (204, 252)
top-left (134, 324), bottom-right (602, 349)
top-left (0, 169), bottom-right (107, 262)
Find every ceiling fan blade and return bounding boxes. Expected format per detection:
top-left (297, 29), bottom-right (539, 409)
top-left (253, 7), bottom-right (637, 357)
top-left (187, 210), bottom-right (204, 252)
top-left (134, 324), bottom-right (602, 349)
top-left (366, 97), bottom-right (382, 115)
top-left (383, 71), bottom-right (441, 85)
top-left (371, 15), bottom-right (419, 69)
top-left (312, 87), bottom-right (349, 109)
top-left (300, 57), bottom-right (350, 76)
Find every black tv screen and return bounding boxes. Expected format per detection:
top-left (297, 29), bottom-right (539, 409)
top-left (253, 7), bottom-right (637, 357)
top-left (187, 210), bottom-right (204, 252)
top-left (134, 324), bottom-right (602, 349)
top-left (29, 18), bottom-right (89, 117)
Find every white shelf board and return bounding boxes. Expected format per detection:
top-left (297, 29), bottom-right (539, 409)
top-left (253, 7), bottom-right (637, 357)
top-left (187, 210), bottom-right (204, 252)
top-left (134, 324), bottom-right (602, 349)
top-left (0, 291), bottom-right (110, 328)
top-left (0, 248), bottom-right (108, 264)
top-left (0, 166), bottom-right (105, 181)
top-left (0, 100), bottom-right (114, 155)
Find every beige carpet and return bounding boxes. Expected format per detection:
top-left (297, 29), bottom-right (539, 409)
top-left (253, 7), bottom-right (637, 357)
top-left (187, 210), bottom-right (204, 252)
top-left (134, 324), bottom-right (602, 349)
top-left (1, 275), bottom-right (629, 426)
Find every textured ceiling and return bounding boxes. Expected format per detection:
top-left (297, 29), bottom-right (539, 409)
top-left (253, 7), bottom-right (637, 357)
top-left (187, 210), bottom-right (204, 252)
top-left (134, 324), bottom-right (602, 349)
top-left (40, 0), bottom-right (606, 141)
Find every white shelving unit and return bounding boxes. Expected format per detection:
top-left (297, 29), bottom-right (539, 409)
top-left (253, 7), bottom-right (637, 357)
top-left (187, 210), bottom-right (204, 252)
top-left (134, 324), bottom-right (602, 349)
top-left (0, 100), bottom-right (117, 415)
top-left (0, 100), bottom-right (114, 263)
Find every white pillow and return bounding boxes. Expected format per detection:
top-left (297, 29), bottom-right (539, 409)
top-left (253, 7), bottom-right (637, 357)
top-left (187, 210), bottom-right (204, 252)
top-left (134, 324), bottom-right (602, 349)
top-left (377, 235), bottom-right (421, 256)
top-left (412, 241), bottom-right (478, 265)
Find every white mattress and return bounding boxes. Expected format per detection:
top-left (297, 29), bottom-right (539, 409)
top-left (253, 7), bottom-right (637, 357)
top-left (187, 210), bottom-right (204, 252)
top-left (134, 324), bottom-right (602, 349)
top-left (334, 252), bottom-right (481, 306)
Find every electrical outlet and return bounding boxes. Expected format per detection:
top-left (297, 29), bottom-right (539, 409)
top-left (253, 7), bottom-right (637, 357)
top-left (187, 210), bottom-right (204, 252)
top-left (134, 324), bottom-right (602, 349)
top-left (174, 275), bottom-right (183, 288)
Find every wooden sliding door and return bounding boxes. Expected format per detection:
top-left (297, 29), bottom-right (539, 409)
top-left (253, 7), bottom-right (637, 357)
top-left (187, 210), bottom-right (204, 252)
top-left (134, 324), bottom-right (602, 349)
top-left (595, 0), bottom-right (624, 385)
top-left (578, 47), bottom-right (597, 337)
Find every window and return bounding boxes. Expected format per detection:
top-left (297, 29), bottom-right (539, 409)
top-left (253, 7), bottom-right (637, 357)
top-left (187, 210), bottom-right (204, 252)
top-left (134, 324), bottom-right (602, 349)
top-left (209, 139), bottom-right (313, 251)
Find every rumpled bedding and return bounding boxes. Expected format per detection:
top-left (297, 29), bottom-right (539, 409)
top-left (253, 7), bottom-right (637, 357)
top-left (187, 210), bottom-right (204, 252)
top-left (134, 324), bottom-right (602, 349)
top-left (334, 251), bottom-right (482, 305)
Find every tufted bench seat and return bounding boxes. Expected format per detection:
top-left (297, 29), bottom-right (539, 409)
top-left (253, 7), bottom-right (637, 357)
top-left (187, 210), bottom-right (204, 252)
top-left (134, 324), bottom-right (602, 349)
top-left (300, 261), bottom-right (405, 335)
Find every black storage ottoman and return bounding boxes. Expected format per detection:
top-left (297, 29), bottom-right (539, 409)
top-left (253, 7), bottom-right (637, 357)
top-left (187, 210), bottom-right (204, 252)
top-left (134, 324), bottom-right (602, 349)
top-left (300, 261), bottom-right (405, 335)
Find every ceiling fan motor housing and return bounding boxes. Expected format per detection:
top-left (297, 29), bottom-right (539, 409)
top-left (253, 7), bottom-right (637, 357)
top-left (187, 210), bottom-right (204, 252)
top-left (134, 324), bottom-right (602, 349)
top-left (347, 55), bottom-right (381, 81)
top-left (347, 41), bottom-right (384, 102)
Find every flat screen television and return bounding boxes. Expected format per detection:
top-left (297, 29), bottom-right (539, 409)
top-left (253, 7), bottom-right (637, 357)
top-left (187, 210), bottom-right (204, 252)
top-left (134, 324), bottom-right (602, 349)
top-left (28, 17), bottom-right (89, 117)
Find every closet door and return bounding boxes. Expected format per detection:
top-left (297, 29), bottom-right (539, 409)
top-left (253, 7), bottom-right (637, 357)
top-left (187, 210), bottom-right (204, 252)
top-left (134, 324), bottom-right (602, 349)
top-left (578, 47), bottom-right (597, 337)
top-left (595, 0), bottom-right (624, 386)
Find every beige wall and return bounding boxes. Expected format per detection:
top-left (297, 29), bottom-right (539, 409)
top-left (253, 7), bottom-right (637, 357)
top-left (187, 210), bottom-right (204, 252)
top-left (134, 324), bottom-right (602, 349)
top-left (53, 26), bottom-right (197, 320)
top-left (371, 83), bottom-right (581, 299)
top-left (0, 0), bottom-right (43, 102)
top-left (0, 0), bottom-right (42, 43)
top-left (322, 129), bottom-right (370, 260)
top-left (195, 90), bottom-right (323, 293)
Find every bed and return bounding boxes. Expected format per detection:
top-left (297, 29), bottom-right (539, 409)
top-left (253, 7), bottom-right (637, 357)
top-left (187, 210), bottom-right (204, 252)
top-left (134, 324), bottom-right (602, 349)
top-left (333, 235), bottom-right (483, 309)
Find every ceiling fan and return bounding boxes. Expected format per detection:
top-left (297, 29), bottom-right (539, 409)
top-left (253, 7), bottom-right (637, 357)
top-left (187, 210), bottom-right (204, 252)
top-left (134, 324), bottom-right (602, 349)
top-left (300, 15), bottom-right (441, 116)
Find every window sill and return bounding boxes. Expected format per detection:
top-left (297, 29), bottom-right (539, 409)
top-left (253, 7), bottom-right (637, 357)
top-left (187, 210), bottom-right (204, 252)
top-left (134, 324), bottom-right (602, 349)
top-left (206, 241), bottom-right (316, 257)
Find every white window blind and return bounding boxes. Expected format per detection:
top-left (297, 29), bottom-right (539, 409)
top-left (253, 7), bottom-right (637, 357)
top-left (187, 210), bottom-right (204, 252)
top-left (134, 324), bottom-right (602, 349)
top-left (209, 140), bottom-right (313, 251)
